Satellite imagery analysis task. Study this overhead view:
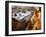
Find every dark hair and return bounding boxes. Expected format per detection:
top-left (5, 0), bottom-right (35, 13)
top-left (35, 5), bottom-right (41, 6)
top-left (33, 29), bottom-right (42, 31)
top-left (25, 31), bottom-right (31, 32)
top-left (39, 7), bottom-right (41, 12)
